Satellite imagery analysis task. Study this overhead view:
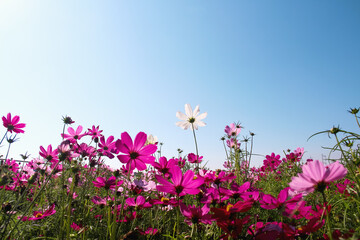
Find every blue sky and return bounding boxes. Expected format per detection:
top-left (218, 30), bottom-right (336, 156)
top-left (1, 1), bottom-right (359, 170)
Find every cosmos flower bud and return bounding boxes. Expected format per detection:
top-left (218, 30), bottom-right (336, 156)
top-left (330, 127), bottom-right (340, 134)
top-left (348, 107), bottom-right (359, 115)
top-left (62, 115), bottom-right (75, 125)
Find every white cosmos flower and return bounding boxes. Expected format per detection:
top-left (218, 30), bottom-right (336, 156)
top-left (176, 104), bottom-right (207, 130)
top-left (146, 134), bottom-right (158, 145)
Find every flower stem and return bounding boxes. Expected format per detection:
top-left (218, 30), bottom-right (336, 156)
top-left (222, 139), bottom-right (229, 160)
top-left (191, 123), bottom-right (199, 172)
top-left (0, 130), bottom-right (8, 145)
top-left (5, 142), bottom-right (12, 161)
top-left (5, 161), bottom-right (61, 238)
top-left (322, 191), bottom-right (333, 240)
top-left (354, 114), bottom-right (360, 129)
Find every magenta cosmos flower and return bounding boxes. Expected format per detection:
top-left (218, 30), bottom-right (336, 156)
top-left (116, 132), bottom-right (157, 171)
top-left (289, 160), bottom-right (347, 194)
top-left (126, 195), bottom-right (152, 208)
top-left (156, 165), bottom-right (204, 196)
top-left (2, 113), bottom-right (26, 134)
top-left (39, 144), bottom-right (58, 162)
top-left (92, 176), bottom-right (122, 190)
top-left (180, 203), bottom-right (212, 225)
top-left (21, 204), bottom-right (56, 221)
top-left (62, 125), bottom-right (87, 143)
top-left (224, 123), bottom-right (241, 137)
top-left (152, 156), bottom-right (177, 177)
top-left (98, 135), bottom-right (117, 159)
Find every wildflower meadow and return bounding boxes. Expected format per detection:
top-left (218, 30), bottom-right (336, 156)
top-left (0, 105), bottom-right (359, 240)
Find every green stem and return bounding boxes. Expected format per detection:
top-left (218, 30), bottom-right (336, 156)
top-left (5, 142), bottom-right (12, 162)
top-left (0, 130), bottom-right (7, 144)
top-left (191, 123), bottom-right (199, 172)
top-left (334, 134), bottom-right (360, 189)
top-left (354, 114), bottom-right (360, 129)
top-left (222, 139), bottom-right (229, 160)
top-left (5, 160), bottom-right (61, 238)
top-left (322, 191), bottom-right (333, 240)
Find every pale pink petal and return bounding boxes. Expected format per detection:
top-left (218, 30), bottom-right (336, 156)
top-left (185, 104), bottom-right (192, 117)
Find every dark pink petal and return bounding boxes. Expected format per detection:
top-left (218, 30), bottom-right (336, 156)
top-left (278, 188), bottom-right (288, 203)
top-left (170, 166), bottom-right (183, 186)
top-left (117, 155), bottom-right (130, 164)
top-left (75, 125), bottom-right (83, 134)
top-left (155, 175), bottom-right (170, 186)
top-left (183, 188), bottom-right (200, 196)
top-left (106, 136), bottom-right (115, 145)
top-left (126, 198), bottom-right (136, 206)
top-left (116, 141), bottom-right (131, 154)
top-left (137, 155), bottom-right (155, 164)
top-left (134, 160), bottom-right (147, 171)
top-left (121, 132), bottom-right (134, 150)
top-left (67, 127), bottom-right (75, 135)
top-left (157, 185), bottom-right (175, 195)
top-left (15, 123), bottom-right (26, 128)
top-left (159, 157), bottom-right (167, 166)
top-left (136, 196), bottom-right (145, 206)
top-left (134, 132), bottom-right (147, 152)
top-left (182, 170), bottom-right (195, 185)
top-left (139, 144), bottom-right (157, 155)
top-left (12, 115), bottom-right (20, 124)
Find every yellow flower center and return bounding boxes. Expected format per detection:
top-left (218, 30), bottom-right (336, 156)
top-left (226, 204), bottom-right (233, 212)
top-left (188, 117), bottom-right (195, 123)
top-left (35, 213), bottom-right (43, 218)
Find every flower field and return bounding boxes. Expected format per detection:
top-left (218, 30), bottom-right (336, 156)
top-left (0, 105), bottom-right (359, 239)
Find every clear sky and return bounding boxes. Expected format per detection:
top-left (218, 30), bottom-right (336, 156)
top-left (1, 0), bottom-right (359, 170)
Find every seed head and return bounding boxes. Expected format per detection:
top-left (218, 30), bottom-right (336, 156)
top-left (348, 107), bottom-right (359, 115)
top-left (62, 115), bottom-right (75, 125)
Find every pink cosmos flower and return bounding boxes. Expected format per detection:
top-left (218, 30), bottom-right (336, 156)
top-left (21, 204), bottom-right (56, 221)
top-left (71, 222), bottom-right (84, 232)
top-left (217, 216), bottom-right (250, 240)
top-left (187, 153), bottom-right (203, 164)
top-left (126, 195), bottom-right (152, 208)
top-left (87, 125), bottom-right (103, 141)
top-left (62, 125), bottom-right (86, 143)
top-left (226, 181), bottom-right (251, 200)
top-left (92, 176), bottom-right (121, 190)
top-left (211, 200), bottom-right (253, 221)
top-left (156, 165), bottom-right (204, 196)
top-left (284, 200), bottom-right (312, 220)
top-left (180, 203), bottom-right (212, 225)
top-left (151, 195), bottom-right (178, 206)
top-left (98, 135), bottom-right (117, 159)
top-left (2, 113), bottom-right (26, 134)
top-left (39, 144), bottom-right (58, 162)
top-left (5, 159), bottom-right (19, 173)
top-left (116, 132), bottom-right (157, 171)
top-left (173, 157), bottom-right (186, 168)
top-left (226, 138), bottom-right (240, 149)
top-left (224, 123), bottom-right (241, 137)
top-left (260, 187), bottom-right (302, 210)
top-left (263, 153), bottom-right (281, 171)
top-left (289, 160), bottom-right (347, 194)
top-left (204, 170), bottom-right (236, 186)
top-left (74, 143), bottom-right (96, 158)
top-left (138, 227), bottom-right (158, 236)
top-left (152, 156), bottom-right (176, 177)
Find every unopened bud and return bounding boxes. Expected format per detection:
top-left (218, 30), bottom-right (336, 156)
top-left (330, 127), bottom-right (340, 135)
